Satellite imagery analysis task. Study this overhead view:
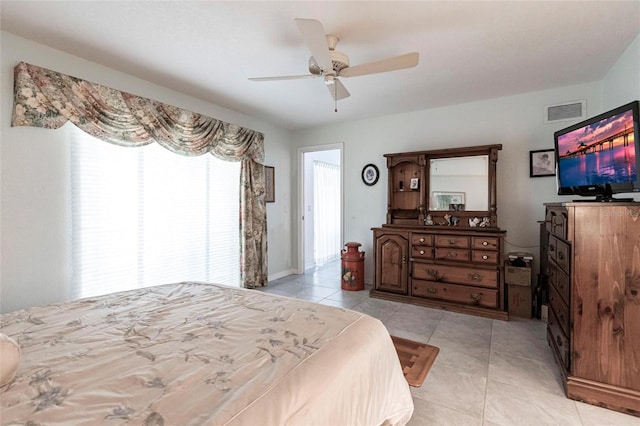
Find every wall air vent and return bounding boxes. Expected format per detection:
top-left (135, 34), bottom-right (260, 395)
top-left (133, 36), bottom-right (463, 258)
top-left (544, 100), bottom-right (586, 124)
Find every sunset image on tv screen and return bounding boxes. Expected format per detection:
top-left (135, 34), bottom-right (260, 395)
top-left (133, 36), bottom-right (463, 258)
top-left (557, 110), bottom-right (636, 187)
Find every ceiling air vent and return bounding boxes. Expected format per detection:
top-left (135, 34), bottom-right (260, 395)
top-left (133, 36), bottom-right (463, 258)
top-left (544, 100), bottom-right (586, 124)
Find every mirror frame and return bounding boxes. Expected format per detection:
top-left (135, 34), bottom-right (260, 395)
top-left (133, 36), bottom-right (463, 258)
top-left (425, 144), bottom-right (501, 228)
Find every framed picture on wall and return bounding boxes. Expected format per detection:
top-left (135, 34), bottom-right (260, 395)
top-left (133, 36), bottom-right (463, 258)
top-left (530, 149), bottom-right (556, 177)
top-left (361, 164), bottom-right (379, 186)
top-left (265, 166), bottom-right (275, 202)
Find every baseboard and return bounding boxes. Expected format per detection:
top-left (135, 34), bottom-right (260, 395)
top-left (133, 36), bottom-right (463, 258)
top-left (268, 269), bottom-right (297, 282)
top-left (567, 376), bottom-right (640, 417)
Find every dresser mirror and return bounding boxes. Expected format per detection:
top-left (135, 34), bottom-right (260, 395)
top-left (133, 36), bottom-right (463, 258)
top-left (384, 144), bottom-right (501, 228)
top-left (425, 144), bottom-right (500, 228)
top-left (429, 155), bottom-right (489, 211)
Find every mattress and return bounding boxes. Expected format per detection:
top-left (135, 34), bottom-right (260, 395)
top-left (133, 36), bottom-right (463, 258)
top-left (0, 282), bottom-right (413, 425)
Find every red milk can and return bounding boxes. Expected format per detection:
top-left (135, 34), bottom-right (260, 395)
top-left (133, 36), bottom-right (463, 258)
top-left (341, 242), bottom-right (365, 291)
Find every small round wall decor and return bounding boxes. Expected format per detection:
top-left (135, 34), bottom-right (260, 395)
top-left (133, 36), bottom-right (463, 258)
top-left (361, 164), bottom-right (379, 186)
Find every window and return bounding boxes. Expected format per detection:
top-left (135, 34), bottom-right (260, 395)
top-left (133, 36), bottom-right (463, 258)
top-left (70, 126), bottom-right (240, 299)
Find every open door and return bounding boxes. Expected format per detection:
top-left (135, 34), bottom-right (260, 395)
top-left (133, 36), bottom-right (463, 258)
top-left (298, 144), bottom-right (343, 273)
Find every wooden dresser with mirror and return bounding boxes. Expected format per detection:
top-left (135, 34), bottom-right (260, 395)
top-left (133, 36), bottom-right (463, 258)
top-left (371, 144), bottom-right (508, 320)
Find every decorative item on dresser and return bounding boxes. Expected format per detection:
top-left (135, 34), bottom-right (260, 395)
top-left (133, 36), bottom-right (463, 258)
top-left (371, 144), bottom-right (508, 320)
top-left (544, 202), bottom-right (640, 416)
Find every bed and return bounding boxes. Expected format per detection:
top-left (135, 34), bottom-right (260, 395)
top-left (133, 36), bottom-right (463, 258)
top-left (0, 282), bottom-right (413, 425)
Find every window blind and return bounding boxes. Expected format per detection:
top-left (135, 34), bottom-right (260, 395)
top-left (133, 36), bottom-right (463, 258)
top-left (70, 125), bottom-right (240, 299)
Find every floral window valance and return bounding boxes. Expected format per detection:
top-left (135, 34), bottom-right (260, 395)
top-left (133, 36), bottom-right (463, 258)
top-left (11, 61), bottom-right (267, 288)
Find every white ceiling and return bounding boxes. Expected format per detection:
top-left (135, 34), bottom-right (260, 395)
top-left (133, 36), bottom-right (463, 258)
top-left (1, 1), bottom-right (639, 130)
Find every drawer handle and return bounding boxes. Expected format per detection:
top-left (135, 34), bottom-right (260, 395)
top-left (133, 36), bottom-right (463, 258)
top-left (427, 287), bottom-right (437, 294)
top-left (402, 255), bottom-right (406, 264)
top-left (419, 250), bottom-right (425, 255)
top-left (556, 336), bottom-right (563, 347)
top-left (419, 238), bottom-right (425, 243)
top-left (449, 239), bottom-right (457, 245)
top-left (482, 241), bottom-right (489, 246)
top-left (447, 252), bottom-right (458, 258)
top-left (482, 255), bottom-right (489, 260)
top-left (549, 295), bottom-right (554, 303)
top-left (558, 252), bottom-right (565, 260)
top-left (469, 273), bottom-right (483, 281)
top-left (470, 293), bottom-right (481, 302)
top-left (426, 269), bottom-right (440, 280)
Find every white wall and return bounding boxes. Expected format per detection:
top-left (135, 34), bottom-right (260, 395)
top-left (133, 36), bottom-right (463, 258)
top-left (602, 34), bottom-right (640, 109)
top-left (0, 32), bottom-right (293, 313)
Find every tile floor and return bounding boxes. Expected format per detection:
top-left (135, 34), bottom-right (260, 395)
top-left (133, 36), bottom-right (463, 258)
top-left (257, 261), bottom-right (640, 426)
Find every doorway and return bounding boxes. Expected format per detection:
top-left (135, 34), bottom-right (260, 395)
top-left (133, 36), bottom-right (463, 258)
top-left (298, 144), bottom-right (343, 274)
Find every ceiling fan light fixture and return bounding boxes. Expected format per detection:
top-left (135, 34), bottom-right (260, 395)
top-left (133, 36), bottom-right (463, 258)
top-left (251, 18), bottom-right (419, 107)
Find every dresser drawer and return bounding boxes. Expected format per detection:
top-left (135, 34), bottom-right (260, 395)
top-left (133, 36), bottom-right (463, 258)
top-left (412, 262), bottom-right (498, 288)
top-left (472, 250), bottom-right (499, 264)
top-left (548, 308), bottom-right (570, 370)
top-left (411, 245), bottom-right (433, 259)
top-left (412, 280), bottom-right (499, 308)
top-left (549, 283), bottom-right (570, 337)
top-left (435, 235), bottom-right (470, 249)
top-left (555, 239), bottom-right (570, 274)
top-left (549, 262), bottom-right (570, 305)
top-left (472, 236), bottom-right (499, 250)
top-left (546, 208), bottom-right (568, 240)
top-left (411, 233), bottom-right (433, 246)
top-left (435, 248), bottom-right (470, 262)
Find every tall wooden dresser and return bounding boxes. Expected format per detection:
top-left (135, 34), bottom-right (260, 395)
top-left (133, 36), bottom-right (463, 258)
top-left (544, 202), bottom-right (640, 416)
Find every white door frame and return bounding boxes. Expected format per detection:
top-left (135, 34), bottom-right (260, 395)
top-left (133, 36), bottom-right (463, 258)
top-left (296, 143), bottom-right (344, 274)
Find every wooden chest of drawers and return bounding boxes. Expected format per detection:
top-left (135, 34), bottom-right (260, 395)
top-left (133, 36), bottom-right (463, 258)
top-left (372, 226), bottom-right (507, 320)
top-left (544, 202), bottom-right (640, 416)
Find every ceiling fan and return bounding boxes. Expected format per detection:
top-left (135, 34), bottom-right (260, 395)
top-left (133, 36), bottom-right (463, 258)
top-left (249, 18), bottom-right (419, 108)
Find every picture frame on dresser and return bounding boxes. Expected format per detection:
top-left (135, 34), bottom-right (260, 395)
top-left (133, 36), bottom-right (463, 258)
top-left (432, 191), bottom-right (465, 210)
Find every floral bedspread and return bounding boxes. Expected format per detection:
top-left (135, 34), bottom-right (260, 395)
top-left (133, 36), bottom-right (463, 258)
top-left (0, 282), bottom-right (413, 425)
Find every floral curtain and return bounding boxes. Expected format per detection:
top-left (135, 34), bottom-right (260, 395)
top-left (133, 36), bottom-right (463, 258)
top-left (12, 61), bottom-right (267, 288)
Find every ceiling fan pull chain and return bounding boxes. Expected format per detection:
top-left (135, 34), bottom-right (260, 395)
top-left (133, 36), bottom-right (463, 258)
top-left (334, 84), bottom-right (338, 112)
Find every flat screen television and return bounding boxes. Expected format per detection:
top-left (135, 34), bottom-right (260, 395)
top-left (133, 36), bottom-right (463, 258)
top-left (554, 100), bottom-right (640, 202)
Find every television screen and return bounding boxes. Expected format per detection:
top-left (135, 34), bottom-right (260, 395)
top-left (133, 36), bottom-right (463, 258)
top-left (555, 101), bottom-right (640, 200)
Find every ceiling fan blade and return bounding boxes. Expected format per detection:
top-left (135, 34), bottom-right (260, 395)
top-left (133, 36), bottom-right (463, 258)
top-left (327, 78), bottom-right (350, 101)
top-left (295, 18), bottom-right (333, 72)
top-left (339, 52), bottom-right (419, 78)
top-left (249, 74), bottom-right (319, 81)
